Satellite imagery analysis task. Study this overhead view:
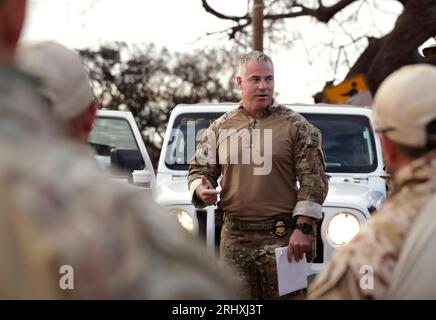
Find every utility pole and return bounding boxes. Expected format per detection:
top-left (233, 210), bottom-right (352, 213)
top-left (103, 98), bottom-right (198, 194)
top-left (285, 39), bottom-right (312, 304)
top-left (252, 0), bottom-right (264, 51)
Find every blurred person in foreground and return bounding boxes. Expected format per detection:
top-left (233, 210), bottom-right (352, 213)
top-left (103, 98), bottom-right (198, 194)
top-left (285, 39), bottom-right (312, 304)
top-left (0, 0), bottom-right (236, 299)
top-left (309, 64), bottom-right (436, 300)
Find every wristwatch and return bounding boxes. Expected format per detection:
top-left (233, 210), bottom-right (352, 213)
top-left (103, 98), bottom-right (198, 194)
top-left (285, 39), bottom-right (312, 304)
top-left (294, 222), bottom-right (312, 235)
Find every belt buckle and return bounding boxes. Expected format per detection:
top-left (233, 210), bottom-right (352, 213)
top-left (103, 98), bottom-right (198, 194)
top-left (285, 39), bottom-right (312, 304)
top-left (274, 219), bottom-right (287, 237)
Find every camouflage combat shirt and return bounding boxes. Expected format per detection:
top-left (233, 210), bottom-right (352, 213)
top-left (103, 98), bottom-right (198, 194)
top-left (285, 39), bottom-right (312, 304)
top-left (188, 100), bottom-right (328, 220)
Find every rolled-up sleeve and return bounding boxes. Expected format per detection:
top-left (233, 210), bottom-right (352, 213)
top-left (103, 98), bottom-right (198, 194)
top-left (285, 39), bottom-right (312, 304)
top-left (292, 122), bottom-right (329, 220)
top-left (187, 123), bottom-right (221, 208)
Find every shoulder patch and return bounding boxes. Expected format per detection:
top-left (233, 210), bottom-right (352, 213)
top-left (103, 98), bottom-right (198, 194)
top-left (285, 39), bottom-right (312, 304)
top-left (279, 106), bottom-right (322, 145)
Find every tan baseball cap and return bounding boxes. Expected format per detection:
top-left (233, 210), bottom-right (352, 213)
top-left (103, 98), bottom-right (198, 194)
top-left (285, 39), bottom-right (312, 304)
top-left (16, 41), bottom-right (93, 121)
top-left (373, 64), bottom-right (436, 148)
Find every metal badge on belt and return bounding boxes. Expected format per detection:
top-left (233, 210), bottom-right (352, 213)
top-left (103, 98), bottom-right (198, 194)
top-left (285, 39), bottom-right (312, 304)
top-left (274, 219), bottom-right (287, 237)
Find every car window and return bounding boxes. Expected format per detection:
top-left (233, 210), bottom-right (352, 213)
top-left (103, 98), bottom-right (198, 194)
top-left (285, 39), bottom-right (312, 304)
top-left (89, 117), bottom-right (140, 170)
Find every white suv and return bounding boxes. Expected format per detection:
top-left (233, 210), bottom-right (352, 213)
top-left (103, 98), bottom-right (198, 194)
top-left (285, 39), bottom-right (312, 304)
top-left (153, 103), bottom-right (387, 277)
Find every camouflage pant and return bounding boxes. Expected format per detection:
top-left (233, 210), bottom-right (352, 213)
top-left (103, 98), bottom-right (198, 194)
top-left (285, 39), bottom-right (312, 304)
top-left (220, 219), bottom-right (306, 300)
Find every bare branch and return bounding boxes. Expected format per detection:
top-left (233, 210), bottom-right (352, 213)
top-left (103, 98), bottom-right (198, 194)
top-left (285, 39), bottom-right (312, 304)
top-left (203, 0), bottom-right (360, 34)
top-left (264, 6), bottom-right (317, 20)
top-left (333, 47), bottom-right (342, 80)
top-left (261, 0), bottom-right (358, 22)
top-left (201, 0), bottom-right (249, 21)
top-left (200, 0), bottom-right (361, 47)
top-left (229, 22), bottom-right (251, 40)
top-left (265, 0), bottom-right (357, 23)
top-left (269, 0), bottom-right (282, 6)
top-left (316, 0), bottom-right (359, 22)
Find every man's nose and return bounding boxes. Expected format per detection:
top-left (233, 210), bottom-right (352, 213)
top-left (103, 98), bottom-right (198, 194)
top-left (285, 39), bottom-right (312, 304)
top-left (258, 79), bottom-right (268, 90)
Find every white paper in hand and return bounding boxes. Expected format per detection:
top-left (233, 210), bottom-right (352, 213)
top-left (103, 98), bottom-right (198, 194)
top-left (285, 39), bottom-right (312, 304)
top-left (274, 246), bottom-right (308, 296)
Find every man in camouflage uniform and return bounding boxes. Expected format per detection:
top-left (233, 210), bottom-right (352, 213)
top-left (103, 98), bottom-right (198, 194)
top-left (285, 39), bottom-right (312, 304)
top-left (188, 51), bottom-right (328, 299)
top-left (0, 0), bottom-right (236, 299)
top-left (309, 64), bottom-right (436, 300)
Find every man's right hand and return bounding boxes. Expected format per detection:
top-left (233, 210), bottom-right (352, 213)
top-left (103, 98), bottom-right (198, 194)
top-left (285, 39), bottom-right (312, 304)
top-left (195, 176), bottom-right (220, 206)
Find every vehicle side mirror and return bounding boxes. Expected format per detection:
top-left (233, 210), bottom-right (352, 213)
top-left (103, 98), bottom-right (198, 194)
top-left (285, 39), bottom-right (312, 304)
top-left (110, 148), bottom-right (144, 178)
top-left (132, 169), bottom-right (153, 188)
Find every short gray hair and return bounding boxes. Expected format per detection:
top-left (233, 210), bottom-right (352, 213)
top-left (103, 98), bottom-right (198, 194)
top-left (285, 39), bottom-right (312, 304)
top-left (237, 50), bottom-right (273, 77)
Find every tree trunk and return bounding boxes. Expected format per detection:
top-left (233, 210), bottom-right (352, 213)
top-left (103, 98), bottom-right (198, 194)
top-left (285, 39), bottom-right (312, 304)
top-left (346, 0), bottom-right (436, 94)
top-left (252, 0), bottom-right (264, 51)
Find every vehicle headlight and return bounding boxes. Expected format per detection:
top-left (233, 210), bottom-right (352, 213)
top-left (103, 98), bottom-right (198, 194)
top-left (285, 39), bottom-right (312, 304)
top-left (170, 209), bottom-right (194, 233)
top-left (326, 212), bottom-right (360, 247)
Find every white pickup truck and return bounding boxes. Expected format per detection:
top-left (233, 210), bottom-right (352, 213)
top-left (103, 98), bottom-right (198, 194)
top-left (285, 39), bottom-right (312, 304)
top-left (153, 103), bottom-right (388, 278)
top-left (89, 109), bottom-right (156, 189)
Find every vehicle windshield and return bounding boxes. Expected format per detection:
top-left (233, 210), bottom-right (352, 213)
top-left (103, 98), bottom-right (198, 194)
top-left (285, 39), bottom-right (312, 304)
top-left (303, 113), bottom-right (377, 173)
top-left (89, 116), bottom-right (141, 170)
top-left (165, 111), bottom-right (377, 173)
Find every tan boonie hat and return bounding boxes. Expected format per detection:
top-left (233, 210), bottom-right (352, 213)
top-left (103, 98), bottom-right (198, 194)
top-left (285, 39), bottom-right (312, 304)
top-left (16, 41), bottom-right (93, 121)
top-left (373, 64), bottom-right (436, 148)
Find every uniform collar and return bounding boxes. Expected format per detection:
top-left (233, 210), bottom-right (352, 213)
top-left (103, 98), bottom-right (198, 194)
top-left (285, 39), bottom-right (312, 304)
top-left (393, 150), bottom-right (436, 192)
top-left (238, 98), bottom-right (279, 118)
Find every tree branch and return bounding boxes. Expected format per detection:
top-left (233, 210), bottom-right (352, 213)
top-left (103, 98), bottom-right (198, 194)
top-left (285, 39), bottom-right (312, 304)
top-left (263, 0), bottom-right (358, 22)
top-left (201, 0), bottom-right (249, 21)
top-left (316, 0), bottom-right (358, 22)
top-left (346, 0), bottom-right (436, 93)
top-left (229, 21), bottom-right (251, 40)
top-left (202, 0), bottom-right (360, 40)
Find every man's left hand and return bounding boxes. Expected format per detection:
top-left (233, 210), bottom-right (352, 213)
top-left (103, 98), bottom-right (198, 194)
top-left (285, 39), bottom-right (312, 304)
top-left (287, 229), bottom-right (311, 262)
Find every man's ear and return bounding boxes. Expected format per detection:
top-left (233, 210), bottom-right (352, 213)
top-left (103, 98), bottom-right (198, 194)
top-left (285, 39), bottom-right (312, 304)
top-left (82, 100), bottom-right (97, 135)
top-left (380, 133), bottom-right (397, 169)
top-left (236, 76), bottom-right (243, 90)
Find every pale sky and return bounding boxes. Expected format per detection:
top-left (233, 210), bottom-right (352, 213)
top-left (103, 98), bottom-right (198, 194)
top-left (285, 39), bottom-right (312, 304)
top-left (22, 0), bottom-right (405, 103)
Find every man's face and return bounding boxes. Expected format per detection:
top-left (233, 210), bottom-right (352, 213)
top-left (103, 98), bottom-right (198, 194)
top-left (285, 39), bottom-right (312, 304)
top-left (237, 60), bottom-right (274, 113)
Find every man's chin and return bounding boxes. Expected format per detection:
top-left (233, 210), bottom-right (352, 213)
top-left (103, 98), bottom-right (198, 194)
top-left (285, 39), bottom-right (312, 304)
top-left (253, 99), bottom-right (271, 109)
